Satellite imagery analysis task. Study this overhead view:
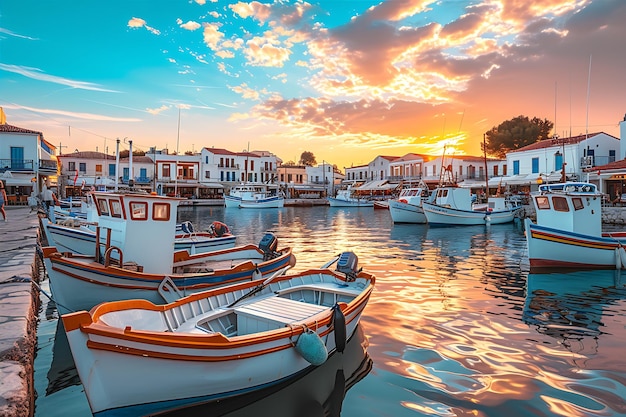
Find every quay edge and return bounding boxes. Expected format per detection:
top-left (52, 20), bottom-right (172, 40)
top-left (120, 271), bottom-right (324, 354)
top-left (0, 207), bottom-right (42, 417)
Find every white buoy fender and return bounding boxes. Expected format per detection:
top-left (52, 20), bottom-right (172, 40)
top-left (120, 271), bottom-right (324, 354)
top-left (332, 303), bottom-right (347, 353)
top-left (295, 329), bottom-right (328, 366)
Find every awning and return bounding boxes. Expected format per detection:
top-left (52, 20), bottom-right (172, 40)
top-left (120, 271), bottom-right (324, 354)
top-left (356, 180), bottom-right (399, 191)
top-left (1, 171), bottom-right (36, 186)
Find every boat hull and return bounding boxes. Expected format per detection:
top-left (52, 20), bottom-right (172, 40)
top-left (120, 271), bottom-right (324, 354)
top-left (423, 202), bottom-right (519, 226)
top-left (524, 218), bottom-right (626, 271)
top-left (327, 197), bottom-right (373, 207)
top-left (239, 196), bottom-right (285, 209)
top-left (388, 200), bottom-right (426, 223)
top-left (43, 246), bottom-right (295, 314)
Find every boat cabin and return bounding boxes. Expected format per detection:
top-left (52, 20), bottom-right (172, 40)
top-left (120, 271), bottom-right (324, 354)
top-left (91, 192), bottom-right (182, 273)
top-left (532, 182), bottom-right (602, 236)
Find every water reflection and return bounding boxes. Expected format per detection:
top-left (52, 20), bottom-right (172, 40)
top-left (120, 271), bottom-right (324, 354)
top-left (524, 270), bottom-right (626, 353)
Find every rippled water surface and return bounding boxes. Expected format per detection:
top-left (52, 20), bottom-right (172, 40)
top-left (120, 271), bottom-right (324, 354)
top-left (34, 205), bottom-right (626, 416)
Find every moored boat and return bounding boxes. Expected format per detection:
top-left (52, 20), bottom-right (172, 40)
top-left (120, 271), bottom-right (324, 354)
top-left (388, 186), bottom-right (429, 223)
top-left (422, 186), bottom-right (521, 226)
top-left (41, 191), bottom-right (295, 314)
top-left (225, 183), bottom-right (285, 208)
top-left (524, 182), bottom-right (626, 271)
top-left (327, 186), bottom-right (373, 208)
top-left (61, 251), bottom-right (375, 417)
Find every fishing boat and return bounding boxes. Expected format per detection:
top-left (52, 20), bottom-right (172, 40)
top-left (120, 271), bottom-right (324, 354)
top-left (224, 183), bottom-right (285, 208)
top-left (61, 251), bottom-right (375, 417)
top-left (327, 186), bottom-right (373, 208)
top-left (422, 186), bottom-right (521, 226)
top-left (41, 191), bottom-right (295, 314)
top-left (388, 186), bottom-right (429, 223)
top-left (41, 217), bottom-right (236, 256)
top-left (524, 182), bottom-right (626, 271)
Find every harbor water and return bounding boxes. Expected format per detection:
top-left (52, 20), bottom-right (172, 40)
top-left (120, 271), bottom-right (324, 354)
top-left (34, 205), bottom-right (626, 416)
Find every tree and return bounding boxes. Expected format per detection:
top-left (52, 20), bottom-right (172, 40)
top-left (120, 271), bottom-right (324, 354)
top-left (484, 115), bottom-right (553, 158)
top-left (299, 151), bottom-right (316, 166)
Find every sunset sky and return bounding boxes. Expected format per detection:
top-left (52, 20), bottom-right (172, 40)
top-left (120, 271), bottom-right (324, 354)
top-left (1, 0), bottom-right (625, 169)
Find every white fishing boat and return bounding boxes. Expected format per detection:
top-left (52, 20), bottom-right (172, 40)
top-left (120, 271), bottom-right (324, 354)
top-left (224, 183), bottom-right (285, 208)
top-left (327, 186), bottom-right (373, 208)
top-left (422, 186), bottom-right (521, 226)
top-left (524, 182), bottom-right (626, 271)
top-left (41, 191), bottom-right (295, 314)
top-left (61, 252), bottom-right (375, 417)
top-left (41, 217), bottom-right (236, 256)
top-left (388, 186), bottom-right (429, 223)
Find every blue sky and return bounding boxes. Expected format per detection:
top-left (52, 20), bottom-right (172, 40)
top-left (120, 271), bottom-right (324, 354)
top-left (1, 0), bottom-right (625, 168)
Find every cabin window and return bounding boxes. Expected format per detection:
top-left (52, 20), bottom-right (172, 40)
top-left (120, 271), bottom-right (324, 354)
top-left (535, 196), bottom-right (550, 210)
top-left (97, 198), bottom-right (110, 216)
top-left (553, 196), bottom-right (569, 212)
top-left (130, 202), bottom-right (148, 220)
top-left (109, 200), bottom-right (123, 218)
top-left (572, 197), bottom-right (584, 211)
top-left (153, 203), bottom-right (170, 221)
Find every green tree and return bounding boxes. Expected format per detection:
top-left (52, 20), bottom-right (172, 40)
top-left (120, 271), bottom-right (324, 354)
top-left (299, 151), bottom-right (316, 166)
top-left (484, 115), bottom-right (553, 158)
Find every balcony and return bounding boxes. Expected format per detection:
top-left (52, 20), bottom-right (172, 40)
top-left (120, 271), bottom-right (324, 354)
top-left (40, 159), bottom-right (58, 174)
top-left (0, 159), bottom-right (35, 172)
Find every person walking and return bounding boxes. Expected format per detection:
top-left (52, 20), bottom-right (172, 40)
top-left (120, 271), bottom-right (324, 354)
top-left (0, 180), bottom-right (7, 222)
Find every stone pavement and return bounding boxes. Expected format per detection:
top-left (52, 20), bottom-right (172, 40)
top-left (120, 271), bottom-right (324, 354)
top-left (0, 206), bottom-right (43, 417)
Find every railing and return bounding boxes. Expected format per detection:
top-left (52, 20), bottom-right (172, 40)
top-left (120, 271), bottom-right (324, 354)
top-left (39, 159), bottom-right (58, 172)
top-left (0, 159), bottom-right (35, 171)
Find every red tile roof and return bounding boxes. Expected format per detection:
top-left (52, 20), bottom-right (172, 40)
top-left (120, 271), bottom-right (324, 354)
top-left (508, 132), bottom-right (616, 153)
top-left (0, 123), bottom-right (43, 136)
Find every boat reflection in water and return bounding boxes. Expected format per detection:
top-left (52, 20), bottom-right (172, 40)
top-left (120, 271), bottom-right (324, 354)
top-left (523, 269), bottom-right (626, 353)
top-left (44, 323), bottom-right (372, 417)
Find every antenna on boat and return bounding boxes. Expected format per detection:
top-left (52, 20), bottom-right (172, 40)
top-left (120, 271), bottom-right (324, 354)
top-left (483, 133), bottom-right (489, 203)
top-left (584, 55), bottom-right (592, 182)
top-left (175, 106), bottom-right (181, 197)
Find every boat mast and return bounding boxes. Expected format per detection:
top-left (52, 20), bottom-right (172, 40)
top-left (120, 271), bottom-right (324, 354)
top-left (483, 133), bottom-right (488, 203)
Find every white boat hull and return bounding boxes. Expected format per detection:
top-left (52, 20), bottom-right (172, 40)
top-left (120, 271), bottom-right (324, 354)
top-left (239, 195), bottom-right (285, 208)
top-left (43, 245), bottom-right (295, 314)
top-left (524, 218), bottom-right (626, 271)
top-left (327, 197), bottom-right (373, 207)
top-left (388, 200), bottom-right (426, 223)
top-left (423, 202), bottom-right (519, 226)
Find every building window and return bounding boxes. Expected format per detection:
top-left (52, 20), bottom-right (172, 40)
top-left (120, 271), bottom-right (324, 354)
top-left (79, 163), bottom-right (87, 173)
top-left (162, 165), bottom-right (170, 178)
top-left (205, 171), bottom-right (210, 179)
top-left (531, 157), bottom-right (539, 174)
top-left (109, 164), bottom-right (115, 176)
top-left (68, 161), bottom-right (76, 171)
top-left (95, 164), bottom-right (102, 173)
top-left (513, 160), bottom-right (520, 175)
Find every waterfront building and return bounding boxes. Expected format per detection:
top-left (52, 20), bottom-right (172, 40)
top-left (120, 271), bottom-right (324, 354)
top-left (0, 122), bottom-right (58, 204)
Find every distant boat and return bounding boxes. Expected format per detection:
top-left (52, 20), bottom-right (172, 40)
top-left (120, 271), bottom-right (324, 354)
top-left (225, 184), bottom-right (285, 208)
top-left (61, 251), bottom-right (375, 417)
top-left (388, 186), bottom-right (429, 223)
top-left (524, 182), bottom-right (626, 271)
top-left (422, 186), bottom-right (522, 226)
top-left (327, 186), bottom-right (373, 208)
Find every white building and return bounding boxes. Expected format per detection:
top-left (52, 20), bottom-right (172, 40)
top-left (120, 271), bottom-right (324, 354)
top-left (506, 132), bottom-right (619, 184)
top-left (0, 123), bottom-right (58, 203)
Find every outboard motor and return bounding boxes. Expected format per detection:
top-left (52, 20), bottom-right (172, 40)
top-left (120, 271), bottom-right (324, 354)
top-left (259, 232), bottom-right (279, 260)
top-left (336, 251), bottom-right (360, 281)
